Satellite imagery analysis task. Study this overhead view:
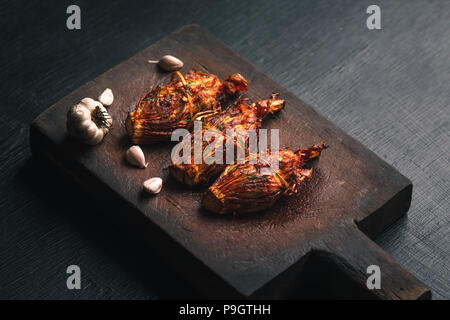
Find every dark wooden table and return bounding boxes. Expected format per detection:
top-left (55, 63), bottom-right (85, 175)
top-left (0, 0), bottom-right (448, 299)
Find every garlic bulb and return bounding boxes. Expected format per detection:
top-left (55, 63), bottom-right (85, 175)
top-left (143, 177), bottom-right (163, 194)
top-left (80, 97), bottom-right (102, 109)
top-left (98, 88), bottom-right (114, 106)
top-left (148, 55), bottom-right (183, 72)
top-left (125, 145), bottom-right (148, 168)
top-left (67, 98), bottom-right (113, 145)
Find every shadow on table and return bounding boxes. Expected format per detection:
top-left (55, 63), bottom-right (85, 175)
top-left (17, 157), bottom-right (202, 300)
top-left (18, 155), bottom-right (415, 300)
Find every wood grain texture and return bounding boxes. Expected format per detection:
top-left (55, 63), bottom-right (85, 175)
top-left (0, 0), bottom-right (448, 299)
top-left (30, 25), bottom-right (429, 299)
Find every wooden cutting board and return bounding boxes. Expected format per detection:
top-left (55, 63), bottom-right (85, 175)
top-left (30, 25), bottom-right (430, 299)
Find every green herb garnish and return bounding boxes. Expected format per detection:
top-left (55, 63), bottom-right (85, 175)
top-left (240, 171), bottom-right (268, 180)
top-left (184, 85), bottom-right (192, 96)
top-left (216, 120), bottom-right (224, 131)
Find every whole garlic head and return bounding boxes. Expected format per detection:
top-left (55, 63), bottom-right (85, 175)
top-left (98, 88), bottom-right (114, 106)
top-left (143, 177), bottom-right (163, 194)
top-left (67, 98), bottom-right (113, 145)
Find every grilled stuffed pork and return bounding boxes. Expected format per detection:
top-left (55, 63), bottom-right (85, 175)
top-left (169, 94), bottom-right (285, 187)
top-left (202, 143), bottom-right (327, 214)
top-left (126, 70), bottom-right (247, 144)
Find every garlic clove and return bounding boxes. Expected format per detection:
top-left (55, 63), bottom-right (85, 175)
top-left (143, 177), bottom-right (163, 194)
top-left (125, 145), bottom-right (148, 168)
top-left (149, 55), bottom-right (183, 72)
top-left (98, 88), bottom-right (114, 106)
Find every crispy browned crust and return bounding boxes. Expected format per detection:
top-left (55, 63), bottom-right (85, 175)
top-left (126, 70), bottom-right (248, 144)
top-left (202, 144), bottom-right (327, 215)
top-left (169, 94), bottom-right (286, 187)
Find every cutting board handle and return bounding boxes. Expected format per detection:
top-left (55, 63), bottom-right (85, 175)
top-left (320, 224), bottom-right (431, 300)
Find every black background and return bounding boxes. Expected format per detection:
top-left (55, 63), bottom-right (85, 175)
top-left (0, 0), bottom-right (448, 299)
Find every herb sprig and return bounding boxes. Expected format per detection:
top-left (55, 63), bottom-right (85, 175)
top-left (184, 85), bottom-right (193, 96)
top-left (240, 170), bottom-right (269, 180)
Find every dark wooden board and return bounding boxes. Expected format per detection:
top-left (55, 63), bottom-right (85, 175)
top-left (30, 25), bottom-right (430, 299)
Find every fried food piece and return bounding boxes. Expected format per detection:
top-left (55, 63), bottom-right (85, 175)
top-left (126, 70), bottom-right (247, 144)
top-left (169, 94), bottom-right (285, 187)
top-left (202, 143), bottom-right (327, 214)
